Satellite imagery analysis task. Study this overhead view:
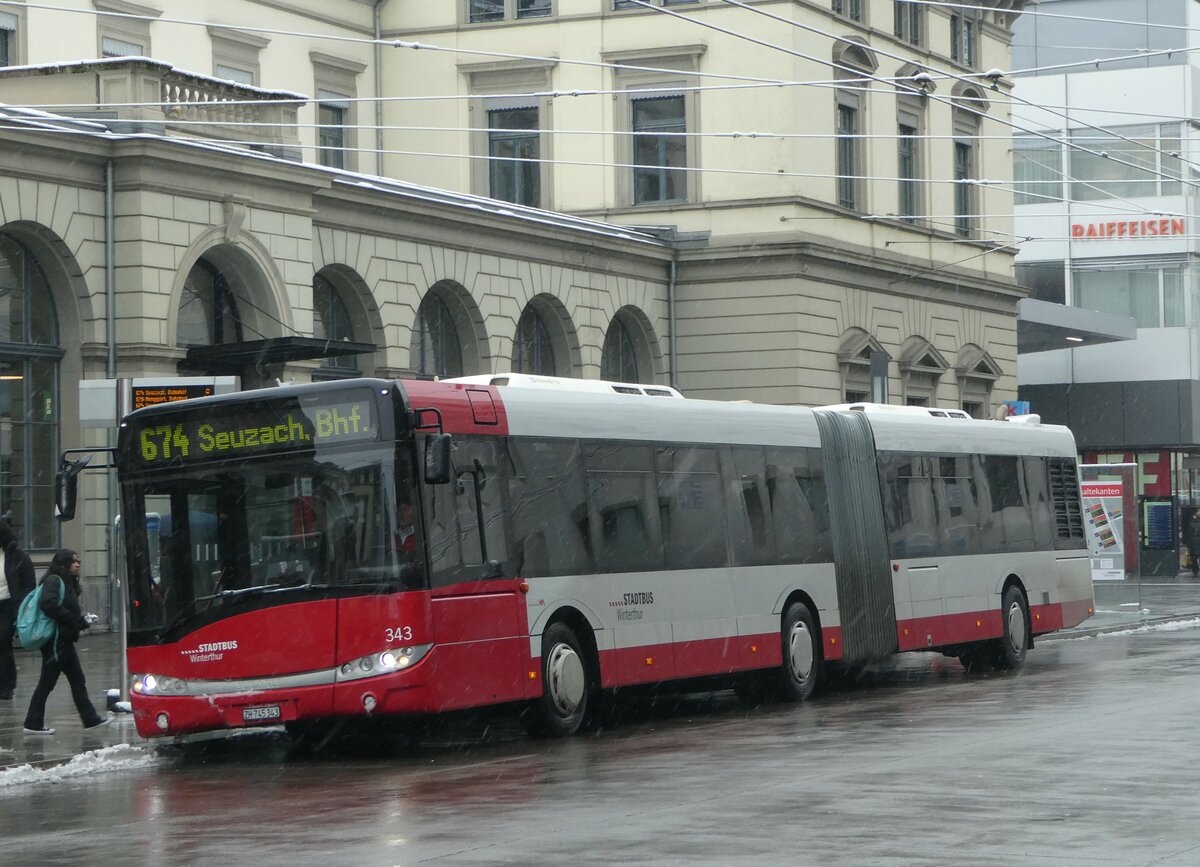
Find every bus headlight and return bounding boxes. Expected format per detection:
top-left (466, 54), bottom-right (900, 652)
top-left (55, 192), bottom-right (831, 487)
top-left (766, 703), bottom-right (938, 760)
top-left (131, 673), bottom-right (188, 696)
top-left (334, 645), bottom-right (432, 682)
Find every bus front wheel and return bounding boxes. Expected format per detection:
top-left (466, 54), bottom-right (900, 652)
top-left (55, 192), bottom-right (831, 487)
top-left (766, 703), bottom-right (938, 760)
top-left (524, 622), bottom-right (590, 738)
top-left (778, 601), bottom-right (821, 702)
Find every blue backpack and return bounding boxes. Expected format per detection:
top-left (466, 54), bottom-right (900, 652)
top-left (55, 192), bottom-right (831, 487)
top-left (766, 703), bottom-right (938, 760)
top-left (16, 577), bottom-right (62, 652)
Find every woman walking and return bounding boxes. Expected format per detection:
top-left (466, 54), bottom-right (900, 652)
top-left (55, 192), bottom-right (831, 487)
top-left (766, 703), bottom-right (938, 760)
top-left (22, 549), bottom-right (108, 735)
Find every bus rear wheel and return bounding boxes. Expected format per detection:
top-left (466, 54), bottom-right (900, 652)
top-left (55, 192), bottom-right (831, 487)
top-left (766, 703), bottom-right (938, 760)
top-left (777, 601), bottom-right (820, 702)
top-left (523, 622), bottom-right (590, 738)
top-left (993, 586), bottom-right (1030, 670)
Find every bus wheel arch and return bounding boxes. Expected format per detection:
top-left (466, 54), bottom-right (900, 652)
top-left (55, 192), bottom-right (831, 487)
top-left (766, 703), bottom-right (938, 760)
top-left (522, 608), bottom-right (599, 738)
top-left (778, 592), bottom-right (822, 702)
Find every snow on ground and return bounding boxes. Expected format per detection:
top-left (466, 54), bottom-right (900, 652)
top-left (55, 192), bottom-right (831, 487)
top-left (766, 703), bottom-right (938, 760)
top-left (1066, 616), bottom-right (1200, 640)
top-left (0, 744), bottom-right (161, 788)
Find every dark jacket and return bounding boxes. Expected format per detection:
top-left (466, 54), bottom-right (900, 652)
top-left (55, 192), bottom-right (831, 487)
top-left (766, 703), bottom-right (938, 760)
top-left (3, 542), bottom-right (34, 605)
top-left (38, 573), bottom-right (89, 649)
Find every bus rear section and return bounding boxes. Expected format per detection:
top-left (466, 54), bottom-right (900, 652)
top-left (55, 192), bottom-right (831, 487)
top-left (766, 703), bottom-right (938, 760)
top-left (846, 407), bottom-right (1094, 668)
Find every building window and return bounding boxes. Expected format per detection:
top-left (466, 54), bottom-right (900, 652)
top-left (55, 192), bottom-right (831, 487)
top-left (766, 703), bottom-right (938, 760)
top-left (177, 259), bottom-right (245, 348)
top-left (318, 93), bottom-right (348, 169)
top-left (470, 0), bottom-right (552, 21)
top-left (898, 338), bottom-right (947, 407)
top-left (1015, 261), bottom-right (1066, 305)
top-left (412, 294), bottom-right (465, 379)
top-left (897, 120), bottom-right (920, 221)
top-left (0, 234), bottom-right (60, 551)
top-left (101, 36), bottom-right (143, 57)
top-left (215, 65), bottom-right (254, 85)
top-left (0, 12), bottom-right (17, 67)
top-left (832, 0), bottom-right (863, 22)
top-left (952, 89), bottom-right (985, 238)
top-left (894, 1), bottom-right (921, 45)
top-left (1013, 135), bottom-right (1063, 205)
top-left (602, 317), bottom-right (639, 382)
top-left (632, 95), bottom-right (687, 204)
top-left (313, 274), bottom-right (360, 378)
top-left (836, 101), bottom-right (859, 210)
top-left (1073, 264), bottom-right (1186, 329)
top-left (950, 5), bottom-right (977, 66)
top-left (96, 0), bottom-right (156, 60)
top-left (488, 106), bottom-right (541, 206)
top-left (954, 141), bottom-right (974, 237)
top-left (954, 344), bottom-right (1000, 420)
top-left (470, 0), bottom-right (505, 20)
top-left (1068, 124), bottom-right (1181, 201)
top-left (608, 45), bottom-right (704, 208)
top-left (211, 27), bottom-right (268, 87)
top-left (832, 42), bottom-right (874, 213)
top-left (513, 306), bottom-right (556, 374)
top-left (466, 62), bottom-right (555, 208)
top-left (615, 0), bottom-right (699, 8)
top-left (312, 53), bottom-right (366, 172)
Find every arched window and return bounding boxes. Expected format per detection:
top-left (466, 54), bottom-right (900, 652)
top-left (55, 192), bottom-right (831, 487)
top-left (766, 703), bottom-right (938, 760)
top-left (0, 233), bottom-right (61, 550)
top-left (513, 305), bottom-right (555, 374)
top-left (602, 316), bottom-right (639, 382)
top-left (313, 273), bottom-right (359, 378)
top-left (177, 259), bottom-right (244, 347)
top-left (412, 293), bottom-right (464, 379)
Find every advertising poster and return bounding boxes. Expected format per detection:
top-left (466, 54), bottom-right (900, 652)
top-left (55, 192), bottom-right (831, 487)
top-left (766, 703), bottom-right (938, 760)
top-left (1082, 482), bottom-right (1125, 581)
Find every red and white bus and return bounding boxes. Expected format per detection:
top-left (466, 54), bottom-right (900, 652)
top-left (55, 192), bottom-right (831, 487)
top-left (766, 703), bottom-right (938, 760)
top-left (89, 376), bottom-right (1092, 740)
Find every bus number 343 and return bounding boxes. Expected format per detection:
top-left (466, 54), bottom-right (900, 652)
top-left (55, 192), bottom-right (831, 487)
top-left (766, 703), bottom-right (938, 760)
top-left (386, 626), bottom-right (413, 643)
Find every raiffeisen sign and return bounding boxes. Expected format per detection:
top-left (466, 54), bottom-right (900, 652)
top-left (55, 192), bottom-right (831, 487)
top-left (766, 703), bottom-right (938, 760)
top-left (1070, 218), bottom-right (1186, 239)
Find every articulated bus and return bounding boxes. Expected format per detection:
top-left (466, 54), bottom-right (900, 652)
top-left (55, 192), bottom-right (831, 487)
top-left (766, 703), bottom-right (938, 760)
top-left (85, 376), bottom-right (1092, 740)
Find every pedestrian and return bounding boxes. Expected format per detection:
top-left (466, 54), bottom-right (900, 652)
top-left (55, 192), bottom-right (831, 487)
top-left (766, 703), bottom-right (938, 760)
top-left (0, 521), bottom-right (35, 700)
top-left (22, 549), bottom-right (109, 735)
top-left (1188, 509), bottom-right (1200, 578)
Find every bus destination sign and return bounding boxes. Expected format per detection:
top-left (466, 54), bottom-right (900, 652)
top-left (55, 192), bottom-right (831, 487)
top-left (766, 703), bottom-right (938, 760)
top-left (130, 393), bottom-right (379, 466)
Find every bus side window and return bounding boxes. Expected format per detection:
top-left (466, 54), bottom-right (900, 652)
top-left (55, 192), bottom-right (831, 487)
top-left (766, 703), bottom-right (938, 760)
top-left (1024, 456), bottom-right (1054, 550)
top-left (508, 438), bottom-right (592, 578)
top-left (979, 455), bottom-right (1033, 553)
top-left (765, 447), bottom-right (830, 564)
top-left (880, 453), bottom-right (937, 558)
top-left (725, 446), bottom-right (774, 566)
top-left (656, 445), bottom-right (726, 570)
top-left (425, 436), bottom-right (511, 585)
top-left (584, 442), bottom-right (663, 574)
top-left (933, 455), bottom-right (977, 556)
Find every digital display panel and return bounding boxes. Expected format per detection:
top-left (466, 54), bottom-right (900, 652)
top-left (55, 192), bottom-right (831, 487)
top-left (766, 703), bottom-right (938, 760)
top-left (126, 389), bottom-right (380, 467)
top-left (131, 384), bottom-right (215, 410)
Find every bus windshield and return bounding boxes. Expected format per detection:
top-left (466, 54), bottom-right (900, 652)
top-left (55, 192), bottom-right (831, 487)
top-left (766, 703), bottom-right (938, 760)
top-left (125, 446), bottom-right (417, 640)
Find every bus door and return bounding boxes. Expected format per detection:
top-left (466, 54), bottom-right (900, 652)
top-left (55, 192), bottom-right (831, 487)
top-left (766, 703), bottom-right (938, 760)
top-left (423, 436), bottom-right (525, 710)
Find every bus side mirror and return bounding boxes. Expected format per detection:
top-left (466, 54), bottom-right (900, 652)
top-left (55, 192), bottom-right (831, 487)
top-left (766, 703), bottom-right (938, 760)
top-left (425, 434), bottom-right (452, 485)
top-left (55, 455), bottom-right (92, 522)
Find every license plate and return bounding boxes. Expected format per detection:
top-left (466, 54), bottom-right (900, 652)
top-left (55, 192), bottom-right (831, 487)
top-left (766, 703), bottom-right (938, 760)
top-left (242, 705), bottom-right (281, 722)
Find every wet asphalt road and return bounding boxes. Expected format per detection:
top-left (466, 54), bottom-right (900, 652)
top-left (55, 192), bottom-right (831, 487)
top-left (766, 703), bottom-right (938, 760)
top-left (2, 624), bottom-right (1200, 865)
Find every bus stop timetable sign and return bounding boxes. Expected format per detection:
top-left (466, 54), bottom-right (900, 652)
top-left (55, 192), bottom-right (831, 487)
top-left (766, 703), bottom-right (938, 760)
top-left (132, 384), bottom-right (214, 410)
